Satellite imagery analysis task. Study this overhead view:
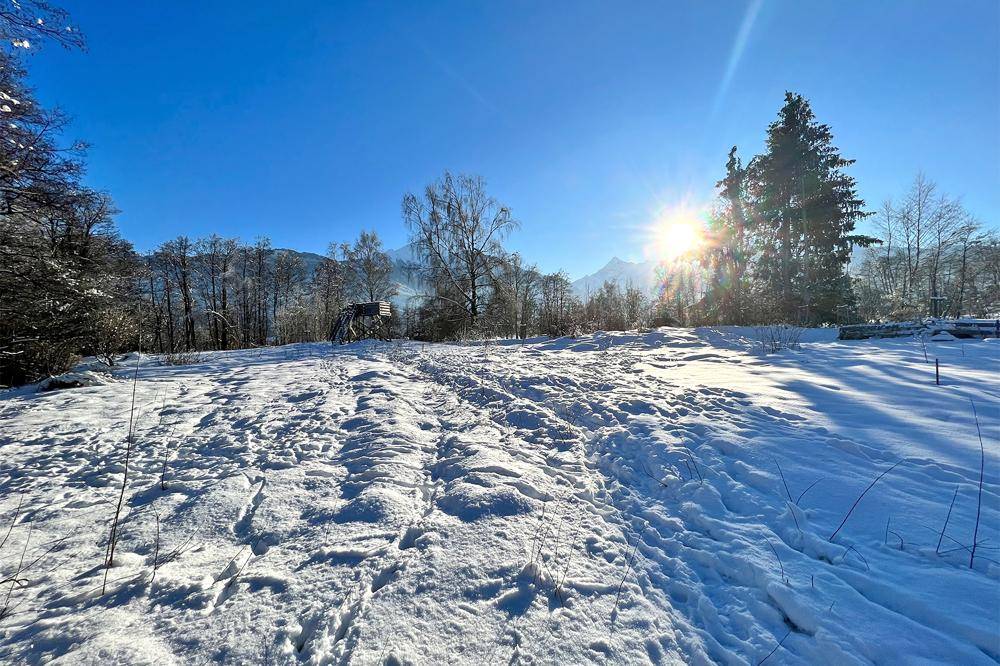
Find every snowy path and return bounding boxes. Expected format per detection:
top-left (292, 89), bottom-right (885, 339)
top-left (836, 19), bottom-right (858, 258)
top-left (0, 331), bottom-right (997, 664)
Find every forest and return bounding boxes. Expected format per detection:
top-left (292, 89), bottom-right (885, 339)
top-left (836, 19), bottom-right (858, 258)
top-left (1, 5), bottom-right (997, 387)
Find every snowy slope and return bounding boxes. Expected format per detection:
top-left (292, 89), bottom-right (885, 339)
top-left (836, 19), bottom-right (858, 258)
top-left (0, 331), bottom-right (997, 664)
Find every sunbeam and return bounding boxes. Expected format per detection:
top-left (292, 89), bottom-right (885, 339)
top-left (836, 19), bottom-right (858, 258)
top-left (711, 0), bottom-right (764, 116)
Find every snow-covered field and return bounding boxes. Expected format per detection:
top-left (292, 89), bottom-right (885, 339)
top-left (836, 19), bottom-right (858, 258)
top-left (1, 329), bottom-right (997, 664)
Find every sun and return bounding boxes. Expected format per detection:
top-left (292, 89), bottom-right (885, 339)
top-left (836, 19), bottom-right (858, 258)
top-left (649, 208), bottom-right (705, 261)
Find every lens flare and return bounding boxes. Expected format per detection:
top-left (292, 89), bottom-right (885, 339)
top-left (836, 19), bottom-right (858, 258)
top-left (649, 207), bottom-right (705, 261)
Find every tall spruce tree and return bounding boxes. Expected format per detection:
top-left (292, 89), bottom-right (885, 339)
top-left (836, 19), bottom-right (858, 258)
top-left (749, 92), bottom-right (873, 323)
top-left (705, 146), bottom-right (752, 323)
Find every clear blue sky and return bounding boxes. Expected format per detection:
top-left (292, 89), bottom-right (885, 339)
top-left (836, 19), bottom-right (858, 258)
top-left (28, 1), bottom-right (999, 278)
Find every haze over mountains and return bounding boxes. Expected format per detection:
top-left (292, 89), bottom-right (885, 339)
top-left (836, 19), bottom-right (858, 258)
top-left (569, 256), bottom-right (659, 297)
top-left (278, 245), bottom-right (659, 308)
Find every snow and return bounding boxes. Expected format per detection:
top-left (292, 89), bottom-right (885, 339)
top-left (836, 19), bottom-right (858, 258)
top-left (36, 370), bottom-right (117, 392)
top-left (0, 329), bottom-right (997, 664)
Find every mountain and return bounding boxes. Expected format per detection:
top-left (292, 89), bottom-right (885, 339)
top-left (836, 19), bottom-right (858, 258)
top-left (275, 249), bottom-right (327, 279)
top-left (280, 245), bottom-right (661, 307)
top-left (570, 256), bottom-right (658, 297)
top-left (276, 246), bottom-right (422, 311)
top-left (385, 242), bottom-right (421, 265)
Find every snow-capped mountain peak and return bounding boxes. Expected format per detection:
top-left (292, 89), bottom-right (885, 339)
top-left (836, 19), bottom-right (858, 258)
top-left (571, 256), bottom-right (658, 297)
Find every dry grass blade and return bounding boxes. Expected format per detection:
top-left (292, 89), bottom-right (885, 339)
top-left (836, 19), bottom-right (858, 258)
top-left (104, 342), bottom-right (142, 595)
top-left (970, 400), bottom-right (985, 569)
top-left (758, 630), bottom-right (791, 665)
top-left (612, 529), bottom-right (644, 621)
top-left (1, 521), bottom-right (33, 621)
top-left (766, 539), bottom-right (788, 584)
top-left (829, 459), bottom-right (903, 542)
top-left (773, 457), bottom-right (793, 503)
top-left (796, 478), bottom-right (823, 505)
top-left (0, 494), bottom-right (24, 552)
top-left (936, 485), bottom-right (959, 556)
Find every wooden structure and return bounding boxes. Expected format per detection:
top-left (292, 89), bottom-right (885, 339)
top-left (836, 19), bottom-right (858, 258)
top-left (331, 301), bottom-right (391, 344)
top-left (839, 318), bottom-right (1000, 340)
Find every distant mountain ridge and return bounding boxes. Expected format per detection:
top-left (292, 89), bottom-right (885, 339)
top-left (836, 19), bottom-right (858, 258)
top-left (569, 256), bottom-right (658, 297)
top-left (276, 245), bottom-right (658, 307)
top-left (274, 245), bottom-right (420, 310)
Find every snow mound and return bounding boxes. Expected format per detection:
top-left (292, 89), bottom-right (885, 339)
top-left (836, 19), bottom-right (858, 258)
top-left (437, 483), bottom-right (535, 521)
top-left (37, 370), bottom-right (115, 391)
top-left (335, 486), bottom-right (413, 524)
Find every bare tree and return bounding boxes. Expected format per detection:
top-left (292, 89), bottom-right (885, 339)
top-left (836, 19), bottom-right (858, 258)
top-left (539, 271), bottom-right (578, 336)
top-left (342, 231), bottom-right (396, 303)
top-left (252, 237), bottom-right (272, 344)
top-left (0, 1), bottom-right (85, 51)
top-left (403, 172), bottom-right (518, 336)
top-left (195, 235), bottom-right (237, 350)
top-left (490, 252), bottom-right (539, 338)
top-left (161, 237), bottom-right (197, 350)
top-left (312, 251), bottom-right (346, 339)
top-left (857, 174), bottom-right (997, 319)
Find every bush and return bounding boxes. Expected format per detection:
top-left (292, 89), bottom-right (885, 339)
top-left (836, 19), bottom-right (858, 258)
top-left (754, 325), bottom-right (803, 354)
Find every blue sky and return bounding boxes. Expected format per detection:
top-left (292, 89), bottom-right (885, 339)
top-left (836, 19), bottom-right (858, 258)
top-left (28, 1), bottom-right (999, 278)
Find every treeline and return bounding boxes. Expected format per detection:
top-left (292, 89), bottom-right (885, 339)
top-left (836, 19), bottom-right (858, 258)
top-left (0, 11), bottom-right (136, 387)
top-left (3, 2), bottom-right (997, 387)
top-left (141, 221), bottom-right (655, 352)
top-left (141, 232), bottom-right (396, 355)
top-left (696, 92), bottom-right (998, 325)
top-left (853, 174), bottom-right (998, 321)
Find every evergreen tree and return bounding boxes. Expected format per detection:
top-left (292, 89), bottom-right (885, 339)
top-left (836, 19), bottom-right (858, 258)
top-left (705, 146), bottom-right (752, 323)
top-left (748, 92), bottom-right (874, 323)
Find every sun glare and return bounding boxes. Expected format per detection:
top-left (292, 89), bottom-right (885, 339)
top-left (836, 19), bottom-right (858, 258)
top-left (650, 209), bottom-right (705, 261)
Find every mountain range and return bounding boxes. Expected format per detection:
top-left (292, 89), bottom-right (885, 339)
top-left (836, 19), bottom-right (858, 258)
top-left (568, 256), bottom-right (658, 297)
top-left (276, 245), bottom-right (658, 308)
